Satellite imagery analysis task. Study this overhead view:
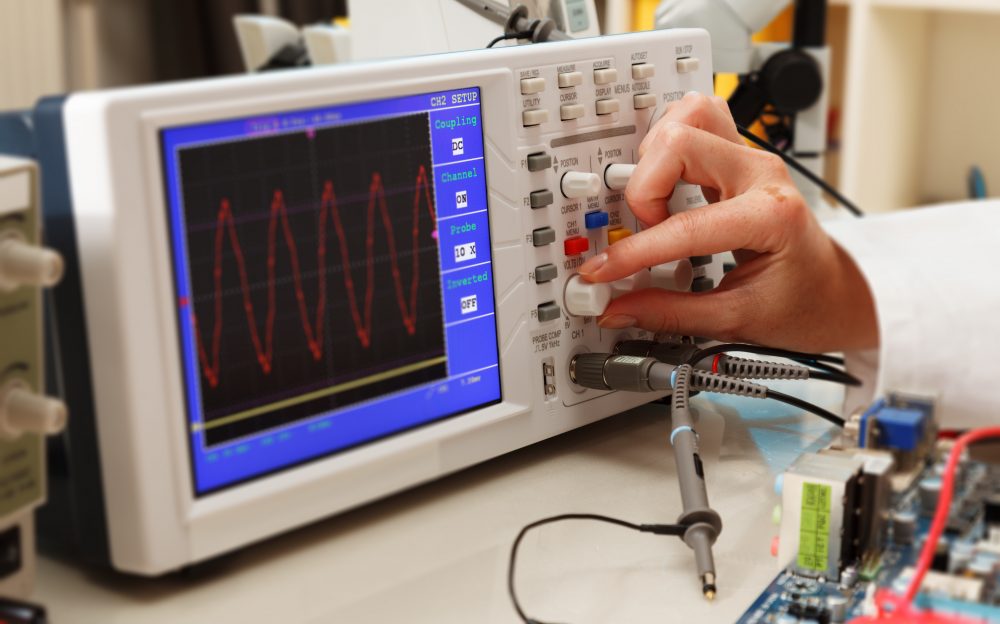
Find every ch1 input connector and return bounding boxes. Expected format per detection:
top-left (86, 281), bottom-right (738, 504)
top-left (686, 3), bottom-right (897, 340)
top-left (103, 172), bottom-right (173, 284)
top-left (569, 353), bottom-right (666, 392)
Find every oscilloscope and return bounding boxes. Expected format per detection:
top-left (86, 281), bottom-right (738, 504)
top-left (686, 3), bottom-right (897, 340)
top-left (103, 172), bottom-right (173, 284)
top-left (11, 28), bottom-right (718, 574)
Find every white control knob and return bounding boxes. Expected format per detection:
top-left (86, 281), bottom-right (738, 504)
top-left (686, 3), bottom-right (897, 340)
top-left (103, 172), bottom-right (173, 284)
top-left (650, 259), bottom-right (694, 292)
top-left (560, 171), bottom-right (602, 199)
top-left (604, 164), bottom-right (636, 190)
top-left (667, 181), bottom-right (708, 215)
top-left (564, 274), bottom-right (612, 317)
top-left (0, 237), bottom-right (64, 291)
top-left (0, 383), bottom-right (68, 439)
top-left (610, 268), bottom-right (651, 297)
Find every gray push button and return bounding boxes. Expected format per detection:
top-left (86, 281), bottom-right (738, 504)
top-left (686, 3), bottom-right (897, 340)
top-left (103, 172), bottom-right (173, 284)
top-left (633, 93), bottom-right (657, 109)
top-left (532, 227), bottom-right (556, 246)
top-left (522, 108), bottom-right (549, 127)
top-left (527, 152), bottom-right (552, 172)
top-left (691, 277), bottom-right (715, 292)
top-left (535, 263), bottom-right (558, 283)
top-left (537, 301), bottom-right (562, 322)
top-left (530, 190), bottom-right (554, 209)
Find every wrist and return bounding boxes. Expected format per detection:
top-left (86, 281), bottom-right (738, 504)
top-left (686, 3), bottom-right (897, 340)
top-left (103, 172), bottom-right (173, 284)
top-left (830, 241), bottom-right (879, 351)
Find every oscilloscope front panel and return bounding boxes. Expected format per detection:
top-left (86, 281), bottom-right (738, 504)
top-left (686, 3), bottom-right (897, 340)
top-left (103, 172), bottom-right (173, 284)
top-left (60, 28), bottom-right (714, 574)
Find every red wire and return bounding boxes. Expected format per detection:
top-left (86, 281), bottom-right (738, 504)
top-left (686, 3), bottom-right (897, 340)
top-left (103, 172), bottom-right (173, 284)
top-left (893, 426), bottom-right (1000, 609)
top-left (711, 354), bottom-right (722, 374)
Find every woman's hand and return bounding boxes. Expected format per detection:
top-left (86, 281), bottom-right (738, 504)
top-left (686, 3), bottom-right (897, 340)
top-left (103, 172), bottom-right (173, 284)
top-left (578, 92), bottom-right (877, 353)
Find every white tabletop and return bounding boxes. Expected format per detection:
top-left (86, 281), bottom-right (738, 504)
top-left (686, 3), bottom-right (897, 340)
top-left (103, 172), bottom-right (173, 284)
top-left (36, 383), bottom-right (843, 623)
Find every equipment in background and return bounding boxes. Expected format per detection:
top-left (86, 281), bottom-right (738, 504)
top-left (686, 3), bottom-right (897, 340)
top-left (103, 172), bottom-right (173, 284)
top-left (968, 166), bottom-right (988, 200)
top-left (0, 29), bottom-right (722, 576)
top-left (347, 0), bottom-right (599, 61)
top-left (739, 396), bottom-right (1000, 623)
top-left (657, 0), bottom-right (834, 213)
top-left (0, 156), bottom-right (67, 600)
top-left (233, 1), bottom-right (597, 71)
top-left (233, 14), bottom-right (350, 72)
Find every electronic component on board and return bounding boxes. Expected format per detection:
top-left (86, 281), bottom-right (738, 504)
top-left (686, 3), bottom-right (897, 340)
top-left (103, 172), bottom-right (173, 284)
top-left (858, 394), bottom-right (935, 470)
top-left (778, 453), bottom-right (865, 581)
top-left (741, 396), bottom-right (1000, 624)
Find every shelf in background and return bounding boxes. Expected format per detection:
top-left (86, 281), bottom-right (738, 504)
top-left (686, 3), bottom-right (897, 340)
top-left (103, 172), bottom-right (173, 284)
top-left (838, 0), bottom-right (1000, 210)
top-left (871, 0), bottom-right (1000, 14)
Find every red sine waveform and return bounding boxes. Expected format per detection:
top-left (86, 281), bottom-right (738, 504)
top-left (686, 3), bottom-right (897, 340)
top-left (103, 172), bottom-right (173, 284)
top-left (189, 165), bottom-right (436, 389)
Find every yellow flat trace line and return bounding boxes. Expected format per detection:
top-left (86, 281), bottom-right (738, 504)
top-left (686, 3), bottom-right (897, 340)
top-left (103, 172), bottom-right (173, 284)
top-left (195, 355), bottom-right (448, 432)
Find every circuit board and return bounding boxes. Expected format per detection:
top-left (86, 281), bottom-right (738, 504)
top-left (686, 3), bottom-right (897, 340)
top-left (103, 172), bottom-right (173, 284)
top-left (737, 454), bottom-right (1000, 623)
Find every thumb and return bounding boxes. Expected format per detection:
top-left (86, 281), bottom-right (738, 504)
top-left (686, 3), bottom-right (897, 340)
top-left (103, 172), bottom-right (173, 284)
top-left (597, 288), bottom-right (740, 339)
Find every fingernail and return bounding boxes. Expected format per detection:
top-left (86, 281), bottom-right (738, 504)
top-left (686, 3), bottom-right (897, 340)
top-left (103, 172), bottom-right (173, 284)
top-left (578, 253), bottom-right (607, 276)
top-left (598, 314), bottom-right (637, 329)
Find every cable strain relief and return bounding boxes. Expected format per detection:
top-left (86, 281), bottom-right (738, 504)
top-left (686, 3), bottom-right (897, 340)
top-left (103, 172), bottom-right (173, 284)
top-left (639, 523), bottom-right (686, 536)
top-left (719, 355), bottom-right (810, 380)
top-left (691, 370), bottom-right (768, 398)
top-left (671, 364), bottom-right (693, 411)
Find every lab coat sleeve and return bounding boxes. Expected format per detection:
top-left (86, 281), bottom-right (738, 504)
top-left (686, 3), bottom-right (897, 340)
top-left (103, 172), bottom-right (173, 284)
top-left (821, 201), bottom-right (1000, 429)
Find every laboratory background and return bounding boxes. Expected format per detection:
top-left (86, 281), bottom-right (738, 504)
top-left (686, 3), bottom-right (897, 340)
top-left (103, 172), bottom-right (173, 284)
top-left (0, 0), bottom-right (998, 623)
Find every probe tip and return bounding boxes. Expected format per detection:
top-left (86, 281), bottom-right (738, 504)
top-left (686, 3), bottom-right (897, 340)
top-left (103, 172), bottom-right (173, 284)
top-left (702, 572), bottom-right (716, 601)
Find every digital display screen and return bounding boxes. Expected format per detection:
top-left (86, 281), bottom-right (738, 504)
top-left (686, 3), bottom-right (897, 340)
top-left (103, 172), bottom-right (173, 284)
top-left (160, 87), bottom-right (501, 494)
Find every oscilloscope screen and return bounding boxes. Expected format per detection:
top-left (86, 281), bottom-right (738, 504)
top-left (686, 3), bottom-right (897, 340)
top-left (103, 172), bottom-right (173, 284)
top-left (178, 114), bottom-right (445, 444)
top-left (162, 87), bottom-right (502, 493)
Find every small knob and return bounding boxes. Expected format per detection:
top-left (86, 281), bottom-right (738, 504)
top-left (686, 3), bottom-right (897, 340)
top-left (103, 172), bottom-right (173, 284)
top-left (604, 163), bottom-right (636, 190)
top-left (0, 237), bottom-right (64, 291)
top-left (560, 171), bottom-right (601, 199)
top-left (564, 274), bottom-right (612, 317)
top-left (609, 268), bottom-right (651, 297)
top-left (650, 259), bottom-right (694, 292)
top-left (0, 384), bottom-right (68, 439)
top-left (667, 182), bottom-right (708, 215)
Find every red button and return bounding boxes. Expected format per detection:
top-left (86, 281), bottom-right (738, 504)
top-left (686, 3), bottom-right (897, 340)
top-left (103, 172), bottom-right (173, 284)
top-left (563, 236), bottom-right (589, 256)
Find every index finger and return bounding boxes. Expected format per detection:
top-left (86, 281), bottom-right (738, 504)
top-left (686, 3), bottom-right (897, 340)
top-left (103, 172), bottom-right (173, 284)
top-left (579, 187), bottom-right (790, 283)
top-left (625, 121), bottom-right (768, 227)
top-left (639, 92), bottom-right (741, 159)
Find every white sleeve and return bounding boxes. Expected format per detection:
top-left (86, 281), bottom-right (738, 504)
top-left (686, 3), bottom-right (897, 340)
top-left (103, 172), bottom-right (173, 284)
top-left (822, 201), bottom-right (1000, 429)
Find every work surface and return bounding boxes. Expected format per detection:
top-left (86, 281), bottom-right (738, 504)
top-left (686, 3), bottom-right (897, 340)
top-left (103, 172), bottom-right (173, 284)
top-left (37, 384), bottom-right (843, 623)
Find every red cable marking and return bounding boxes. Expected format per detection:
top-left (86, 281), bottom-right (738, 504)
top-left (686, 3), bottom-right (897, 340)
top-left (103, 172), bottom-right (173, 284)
top-left (711, 354), bottom-right (721, 374)
top-left (192, 165), bottom-right (436, 389)
top-left (850, 426), bottom-right (1000, 624)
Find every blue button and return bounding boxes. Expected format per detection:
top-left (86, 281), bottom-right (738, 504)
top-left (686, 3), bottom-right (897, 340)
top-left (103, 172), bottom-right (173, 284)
top-left (584, 211), bottom-right (609, 229)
